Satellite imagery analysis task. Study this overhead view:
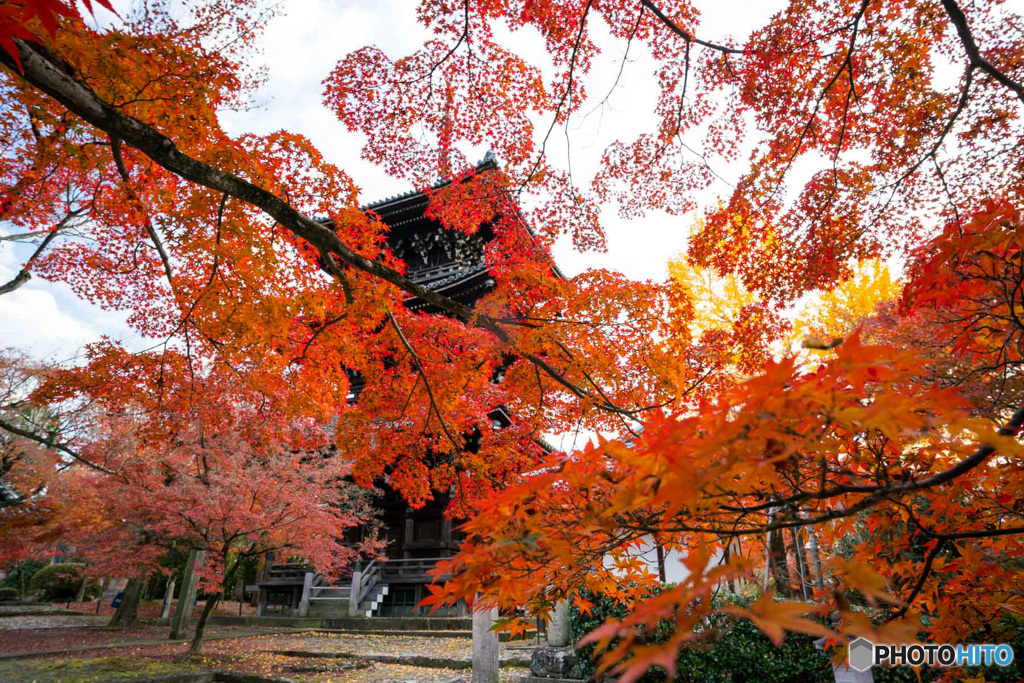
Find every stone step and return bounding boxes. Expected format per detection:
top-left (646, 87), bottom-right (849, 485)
top-left (314, 627), bottom-right (537, 642)
top-left (317, 628), bottom-right (473, 638)
top-left (322, 616), bottom-right (474, 631)
top-left (308, 597), bottom-right (350, 601)
top-left (270, 649), bottom-right (535, 670)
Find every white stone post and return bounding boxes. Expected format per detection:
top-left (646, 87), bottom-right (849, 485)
top-left (298, 572), bottom-right (313, 617)
top-left (548, 600), bottom-right (570, 647)
top-left (348, 563), bottom-right (363, 617)
top-left (160, 578), bottom-right (176, 620)
top-left (472, 603), bottom-right (500, 683)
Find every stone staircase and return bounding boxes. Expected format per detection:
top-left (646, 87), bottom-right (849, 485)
top-left (305, 560), bottom-right (387, 617)
top-left (307, 582), bottom-right (390, 617)
top-left (356, 583), bottom-right (389, 617)
top-left (306, 583), bottom-right (349, 616)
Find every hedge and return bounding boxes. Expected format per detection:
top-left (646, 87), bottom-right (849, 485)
top-left (0, 559), bottom-right (45, 590)
top-left (0, 587), bottom-right (19, 601)
top-left (27, 562), bottom-right (84, 601)
top-left (570, 590), bottom-right (1024, 683)
top-left (569, 590), bottom-right (833, 683)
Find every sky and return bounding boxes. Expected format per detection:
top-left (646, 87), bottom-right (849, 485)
top-left (0, 0), bottom-right (786, 362)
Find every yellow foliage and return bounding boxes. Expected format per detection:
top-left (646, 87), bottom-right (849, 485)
top-left (791, 260), bottom-right (901, 349)
top-left (668, 258), bottom-right (756, 334)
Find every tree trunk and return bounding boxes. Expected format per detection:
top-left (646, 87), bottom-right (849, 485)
top-left (188, 591), bottom-right (222, 654)
top-left (233, 577), bottom-right (245, 615)
top-left (769, 527), bottom-right (794, 597)
top-left (806, 528), bottom-right (825, 591)
top-left (74, 575), bottom-right (88, 603)
top-left (95, 578), bottom-right (106, 613)
top-left (723, 542), bottom-right (737, 594)
top-left (790, 528), bottom-right (808, 599)
top-left (189, 553), bottom-right (242, 654)
top-left (654, 542), bottom-right (667, 583)
top-left (109, 573), bottom-right (145, 626)
top-left (170, 549), bottom-right (206, 640)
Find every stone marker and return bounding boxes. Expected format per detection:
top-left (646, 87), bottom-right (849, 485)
top-left (472, 604), bottom-right (500, 683)
top-left (530, 645), bottom-right (582, 679)
top-left (169, 548), bottom-right (205, 639)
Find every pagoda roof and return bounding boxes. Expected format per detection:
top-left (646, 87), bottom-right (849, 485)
top-left (324, 154), bottom-right (563, 311)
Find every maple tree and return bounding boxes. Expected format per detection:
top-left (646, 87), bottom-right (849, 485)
top-left (0, 0), bottom-right (1022, 679)
top-left (0, 349), bottom-right (64, 566)
top-left (29, 346), bottom-right (379, 651)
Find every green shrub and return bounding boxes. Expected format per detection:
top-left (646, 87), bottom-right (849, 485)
top-left (569, 589), bottom-right (833, 683)
top-left (0, 559), bottom-right (45, 590)
top-left (27, 563), bottom-right (84, 601)
top-left (571, 590), bottom-right (1024, 683)
top-left (0, 587), bottom-right (19, 601)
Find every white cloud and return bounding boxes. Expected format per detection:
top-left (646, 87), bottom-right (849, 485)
top-left (0, 232), bottom-right (139, 361)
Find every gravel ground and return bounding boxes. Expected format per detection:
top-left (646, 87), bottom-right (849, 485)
top-left (0, 621), bottom-right (303, 656)
top-left (252, 631), bottom-right (534, 663)
top-left (0, 614), bottom-right (110, 631)
top-left (0, 604), bottom-right (79, 616)
top-left (0, 653), bottom-right (527, 682)
top-left (0, 620), bottom-right (536, 681)
top-left (0, 633), bottom-right (534, 682)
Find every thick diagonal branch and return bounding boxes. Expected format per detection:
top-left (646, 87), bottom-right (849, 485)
top-left (1, 38), bottom-right (643, 417)
top-left (640, 0), bottom-right (744, 54)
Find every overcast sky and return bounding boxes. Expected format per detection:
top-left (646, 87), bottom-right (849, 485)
top-left (0, 0), bottom-right (785, 361)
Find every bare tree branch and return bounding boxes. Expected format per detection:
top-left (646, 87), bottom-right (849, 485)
top-left (640, 0), bottom-right (744, 54)
top-left (0, 209), bottom-right (82, 295)
top-left (0, 415), bottom-right (116, 476)
top-left (109, 134), bottom-right (175, 284)
top-left (940, 0), bottom-right (1024, 104)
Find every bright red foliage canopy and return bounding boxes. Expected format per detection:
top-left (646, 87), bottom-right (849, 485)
top-left (0, 0), bottom-right (1022, 677)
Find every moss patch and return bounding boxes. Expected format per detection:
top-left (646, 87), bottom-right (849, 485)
top-left (0, 655), bottom-right (201, 682)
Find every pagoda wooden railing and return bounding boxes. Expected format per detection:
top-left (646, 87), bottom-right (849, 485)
top-left (380, 556), bottom-right (450, 583)
top-left (263, 563), bottom-right (312, 585)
